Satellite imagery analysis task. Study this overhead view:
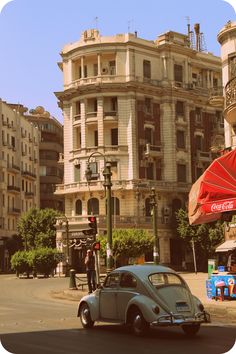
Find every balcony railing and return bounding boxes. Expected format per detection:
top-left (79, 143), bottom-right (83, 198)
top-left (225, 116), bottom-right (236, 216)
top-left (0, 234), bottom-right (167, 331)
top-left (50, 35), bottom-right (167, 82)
top-left (8, 207), bottom-right (21, 214)
top-left (25, 191), bottom-right (34, 197)
top-left (22, 170), bottom-right (36, 179)
top-left (144, 143), bottom-right (162, 157)
top-left (196, 150), bottom-right (212, 161)
top-left (225, 77), bottom-right (236, 107)
top-left (7, 185), bottom-right (21, 193)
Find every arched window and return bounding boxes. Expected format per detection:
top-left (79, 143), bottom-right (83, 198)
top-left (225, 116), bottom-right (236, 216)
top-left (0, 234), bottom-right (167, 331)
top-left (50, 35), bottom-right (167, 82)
top-left (87, 198), bottom-right (99, 215)
top-left (75, 199), bottom-right (82, 215)
top-left (111, 197), bottom-right (120, 215)
top-left (145, 198), bottom-right (152, 217)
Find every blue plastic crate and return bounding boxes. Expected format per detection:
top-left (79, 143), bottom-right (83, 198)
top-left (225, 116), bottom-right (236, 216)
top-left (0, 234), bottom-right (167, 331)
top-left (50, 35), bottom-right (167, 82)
top-left (218, 266), bottom-right (225, 272)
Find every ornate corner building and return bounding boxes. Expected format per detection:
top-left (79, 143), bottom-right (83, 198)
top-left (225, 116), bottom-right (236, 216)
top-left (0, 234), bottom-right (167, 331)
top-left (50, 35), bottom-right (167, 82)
top-left (217, 21), bottom-right (236, 240)
top-left (55, 26), bottom-right (224, 268)
top-left (218, 21), bottom-right (236, 150)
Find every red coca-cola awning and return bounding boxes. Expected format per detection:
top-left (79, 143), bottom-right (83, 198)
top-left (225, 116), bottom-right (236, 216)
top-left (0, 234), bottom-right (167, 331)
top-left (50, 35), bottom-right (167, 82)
top-left (188, 149), bottom-right (236, 225)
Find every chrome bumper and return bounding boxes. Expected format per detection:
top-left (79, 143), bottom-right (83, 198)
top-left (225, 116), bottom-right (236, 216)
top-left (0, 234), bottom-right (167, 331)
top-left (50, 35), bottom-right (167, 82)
top-left (152, 311), bottom-right (211, 327)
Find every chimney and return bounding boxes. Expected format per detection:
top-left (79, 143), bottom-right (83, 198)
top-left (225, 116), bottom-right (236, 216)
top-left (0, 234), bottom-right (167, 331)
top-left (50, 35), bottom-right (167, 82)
top-left (194, 23), bottom-right (200, 51)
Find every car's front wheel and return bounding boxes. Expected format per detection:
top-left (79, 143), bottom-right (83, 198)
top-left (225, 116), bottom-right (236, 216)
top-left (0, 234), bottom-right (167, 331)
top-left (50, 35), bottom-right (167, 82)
top-left (182, 323), bottom-right (200, 337)
top-left (79, 302), bottom-right (94, 329)
top-left (130, 309), bottom-right (149, 336)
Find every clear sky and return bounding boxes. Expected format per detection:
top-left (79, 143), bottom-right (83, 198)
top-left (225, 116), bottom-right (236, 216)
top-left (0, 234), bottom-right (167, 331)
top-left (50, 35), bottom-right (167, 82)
top-left (0, 0), bottom-right (235, 123)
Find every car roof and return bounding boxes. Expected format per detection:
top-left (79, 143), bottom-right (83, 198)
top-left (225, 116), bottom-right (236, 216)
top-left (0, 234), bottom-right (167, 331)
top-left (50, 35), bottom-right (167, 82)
top-left (114, 264), bottom-right (176, 278)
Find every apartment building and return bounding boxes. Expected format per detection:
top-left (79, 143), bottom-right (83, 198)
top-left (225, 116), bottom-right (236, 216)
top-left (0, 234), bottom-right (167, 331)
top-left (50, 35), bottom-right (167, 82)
top-left (55, 27), bottom-right (224, 269)
top-left (218, 21), bottom-right (236, 150)
top-left (217, 21), bottom-right (236, 241)
top-left (0, 100), bottom-right (40, 272)
top-left (24, 106), bottom-right (64, 212)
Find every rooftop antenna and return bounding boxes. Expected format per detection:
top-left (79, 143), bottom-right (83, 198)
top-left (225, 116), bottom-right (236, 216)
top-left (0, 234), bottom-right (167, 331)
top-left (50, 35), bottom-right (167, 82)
top-left (128, 19), bottom-right (134, 33)
top-left (94, 16), bottom-right (98, 30)
top-left (186, 16), bottom-right (195, 49)
top-left (186, 16), bottom-right (190, 37)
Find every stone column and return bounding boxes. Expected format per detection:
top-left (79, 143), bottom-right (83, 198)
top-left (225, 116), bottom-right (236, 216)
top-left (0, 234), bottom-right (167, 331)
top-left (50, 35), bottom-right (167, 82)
top-left (97, 53), bottom-right (101, 76)
top-left (81, 56), bottom-right (84, 78)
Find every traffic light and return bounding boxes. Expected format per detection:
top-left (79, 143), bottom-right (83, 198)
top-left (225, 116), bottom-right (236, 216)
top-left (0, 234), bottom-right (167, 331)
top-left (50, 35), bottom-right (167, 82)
top-left (88, 216), bottom-right (97, 235)
top-left (93, 241), bottom-right (100, 251)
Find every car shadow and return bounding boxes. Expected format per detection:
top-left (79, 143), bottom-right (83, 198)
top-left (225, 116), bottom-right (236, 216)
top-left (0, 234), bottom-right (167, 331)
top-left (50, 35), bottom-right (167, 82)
top-left (1, 324), bottom-right (235, 354)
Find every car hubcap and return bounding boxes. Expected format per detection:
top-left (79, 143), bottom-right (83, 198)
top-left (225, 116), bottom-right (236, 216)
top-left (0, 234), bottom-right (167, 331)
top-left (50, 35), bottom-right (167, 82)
top-left (133, 314), bottom-right (142, 332)
top-left (81, 307), bottom-right (89, 324)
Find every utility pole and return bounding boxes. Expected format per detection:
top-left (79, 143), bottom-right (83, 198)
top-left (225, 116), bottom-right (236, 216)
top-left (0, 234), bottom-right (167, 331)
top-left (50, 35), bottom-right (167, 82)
top-left (149, 188), bottom-right (160, 264)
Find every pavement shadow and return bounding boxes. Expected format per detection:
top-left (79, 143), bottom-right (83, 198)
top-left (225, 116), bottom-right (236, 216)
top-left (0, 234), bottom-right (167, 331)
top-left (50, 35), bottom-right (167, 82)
top-left (1, 324), bottom-right (235, 354)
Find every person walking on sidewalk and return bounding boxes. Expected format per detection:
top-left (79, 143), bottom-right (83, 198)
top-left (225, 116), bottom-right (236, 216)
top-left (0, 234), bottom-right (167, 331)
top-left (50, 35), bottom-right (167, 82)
top-left (85, 249), bottom-right (96, 294)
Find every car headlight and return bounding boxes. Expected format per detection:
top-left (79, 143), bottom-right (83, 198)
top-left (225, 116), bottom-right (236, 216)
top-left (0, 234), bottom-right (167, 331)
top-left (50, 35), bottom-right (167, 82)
top-left (152, 305), bottom-right (160, 314)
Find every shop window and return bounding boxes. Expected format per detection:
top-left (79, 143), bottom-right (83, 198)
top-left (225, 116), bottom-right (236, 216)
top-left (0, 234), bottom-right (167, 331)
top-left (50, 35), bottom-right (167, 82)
top-left (87, 198), bottom-right (99, 215)
top-left (195, 107), bottom-right (202, 124)
top-left (195, 135), bottom-right (203, 150)
top-left (94, 130), bottom-right (98, 147)
top-left (145, 127), bottom-right (153, 144)
top-left (111, 197), bottom-right (120, 216)
top-left (177, 164), bottom-right (187, 182)
top-left (75, 199), bottom-right (82, 215)
top-left (144, 98), bottom-right (152, 114)
top-left (143, 60), bottom-right (151, 79)
top-left (174, 64), bottom-right (183, 82)
top-left (145, 198), bottom-right (151, 217)
top-left (111, 128), bottom-right (118, 145)
top-left (176, 101), bottom-right (184, 117)
top-left (177, 130), bottom-right (185, 149)
top-left (146, 162), bottom-right (154, 180)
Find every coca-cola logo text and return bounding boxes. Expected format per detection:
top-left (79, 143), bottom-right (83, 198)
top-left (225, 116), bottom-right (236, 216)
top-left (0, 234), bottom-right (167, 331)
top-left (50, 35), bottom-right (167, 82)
top-left (211, 201), bottom-right (234, 212)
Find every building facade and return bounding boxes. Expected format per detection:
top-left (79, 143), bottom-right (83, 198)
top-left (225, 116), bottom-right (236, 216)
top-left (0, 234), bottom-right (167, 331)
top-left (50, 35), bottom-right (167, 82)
top-left (0, 100), bottom-right (40, 272)
top-left (218, 21), bottom-right (236, 150)
top-left (218, 21), bottom-right (236, 240)
top-left (55, 27), bottom-right (224, 270)
top-left (24, 106), bottom-right (64, 212)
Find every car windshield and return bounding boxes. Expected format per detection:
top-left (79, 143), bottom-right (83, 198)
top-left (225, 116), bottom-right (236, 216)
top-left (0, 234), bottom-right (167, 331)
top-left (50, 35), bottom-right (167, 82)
top-left (149, 273), bottom-right (184, 287)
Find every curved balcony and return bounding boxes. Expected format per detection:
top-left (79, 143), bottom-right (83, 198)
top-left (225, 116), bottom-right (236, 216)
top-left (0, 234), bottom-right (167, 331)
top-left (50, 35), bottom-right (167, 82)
top-left (208, 87), bottom-right (224, 107)
top-left (225, 77), bottom-right (236, 124)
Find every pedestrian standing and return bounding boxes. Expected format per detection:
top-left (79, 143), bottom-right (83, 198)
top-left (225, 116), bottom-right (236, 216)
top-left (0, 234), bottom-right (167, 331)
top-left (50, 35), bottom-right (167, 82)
top-left (85, 249), bottom-right (96, 294)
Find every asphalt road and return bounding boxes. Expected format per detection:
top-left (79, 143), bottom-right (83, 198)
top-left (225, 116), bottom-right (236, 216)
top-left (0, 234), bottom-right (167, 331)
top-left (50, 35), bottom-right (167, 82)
top-left (0, 275), bottom-right (235, 354)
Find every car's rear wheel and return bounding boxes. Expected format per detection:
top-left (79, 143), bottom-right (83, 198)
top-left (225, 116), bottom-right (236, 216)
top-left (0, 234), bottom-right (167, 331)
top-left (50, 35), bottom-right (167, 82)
top-left (182, 323), bottom-right (200, 337)
top-left (130, 309), bottom-right (149, 336)
top-left (79, 303), bottom-right (94, 329)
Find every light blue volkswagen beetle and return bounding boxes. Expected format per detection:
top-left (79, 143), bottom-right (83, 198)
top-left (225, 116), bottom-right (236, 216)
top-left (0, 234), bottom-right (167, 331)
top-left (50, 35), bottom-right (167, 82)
top-left (78, 265), bottom-right (210, 336)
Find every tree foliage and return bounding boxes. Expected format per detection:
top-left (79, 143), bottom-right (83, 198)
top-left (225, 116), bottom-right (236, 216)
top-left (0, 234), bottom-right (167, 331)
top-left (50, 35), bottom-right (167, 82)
top-left (17, 208), bottom-right (61, 250)
top-left (98, 229), bottom-right (154, 266)
top-left (10, 250), bottom-right (33, 276)
top-left (10, 248), bottom-right (60, 277)
top-left (175, 208), bottom-right (224, 269)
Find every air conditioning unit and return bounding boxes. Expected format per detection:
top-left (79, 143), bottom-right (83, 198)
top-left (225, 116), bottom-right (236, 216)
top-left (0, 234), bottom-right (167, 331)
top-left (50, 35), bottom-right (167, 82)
top-left (164, 207), bottom-right (170, 216)
top-left (164, 216), bottom-right (169, 224)
top-left (145, 143), bottom-right (150, 156)
top-left (73, 159), bottom-right (80, 166)
top-left (102, 67), bottom-right (108, 74)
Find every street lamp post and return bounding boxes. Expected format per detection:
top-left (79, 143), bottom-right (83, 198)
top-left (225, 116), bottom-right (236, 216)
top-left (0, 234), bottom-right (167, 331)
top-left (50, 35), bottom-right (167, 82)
top-left (149, 187), bottom-right (160, 264)
top-left (85, 152), bottom-right (113, 273)
top-left (58, 216), bottom-right (70, 277)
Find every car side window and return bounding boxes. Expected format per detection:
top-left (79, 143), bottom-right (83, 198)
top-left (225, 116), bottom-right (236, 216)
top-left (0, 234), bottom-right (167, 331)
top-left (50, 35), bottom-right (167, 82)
top-left (120, 273), bottom-right (137, 288)
top-left (103, 273), bottom-right (120, 288)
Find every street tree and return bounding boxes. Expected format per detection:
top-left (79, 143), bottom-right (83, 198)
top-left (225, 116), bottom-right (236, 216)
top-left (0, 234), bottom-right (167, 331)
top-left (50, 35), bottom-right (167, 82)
top-left (98, 229), bottom-right (154, 266)
top-left (17, 208), bottom-right (61, 250)
top-left (175, 208), bottom-right (224, 270)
